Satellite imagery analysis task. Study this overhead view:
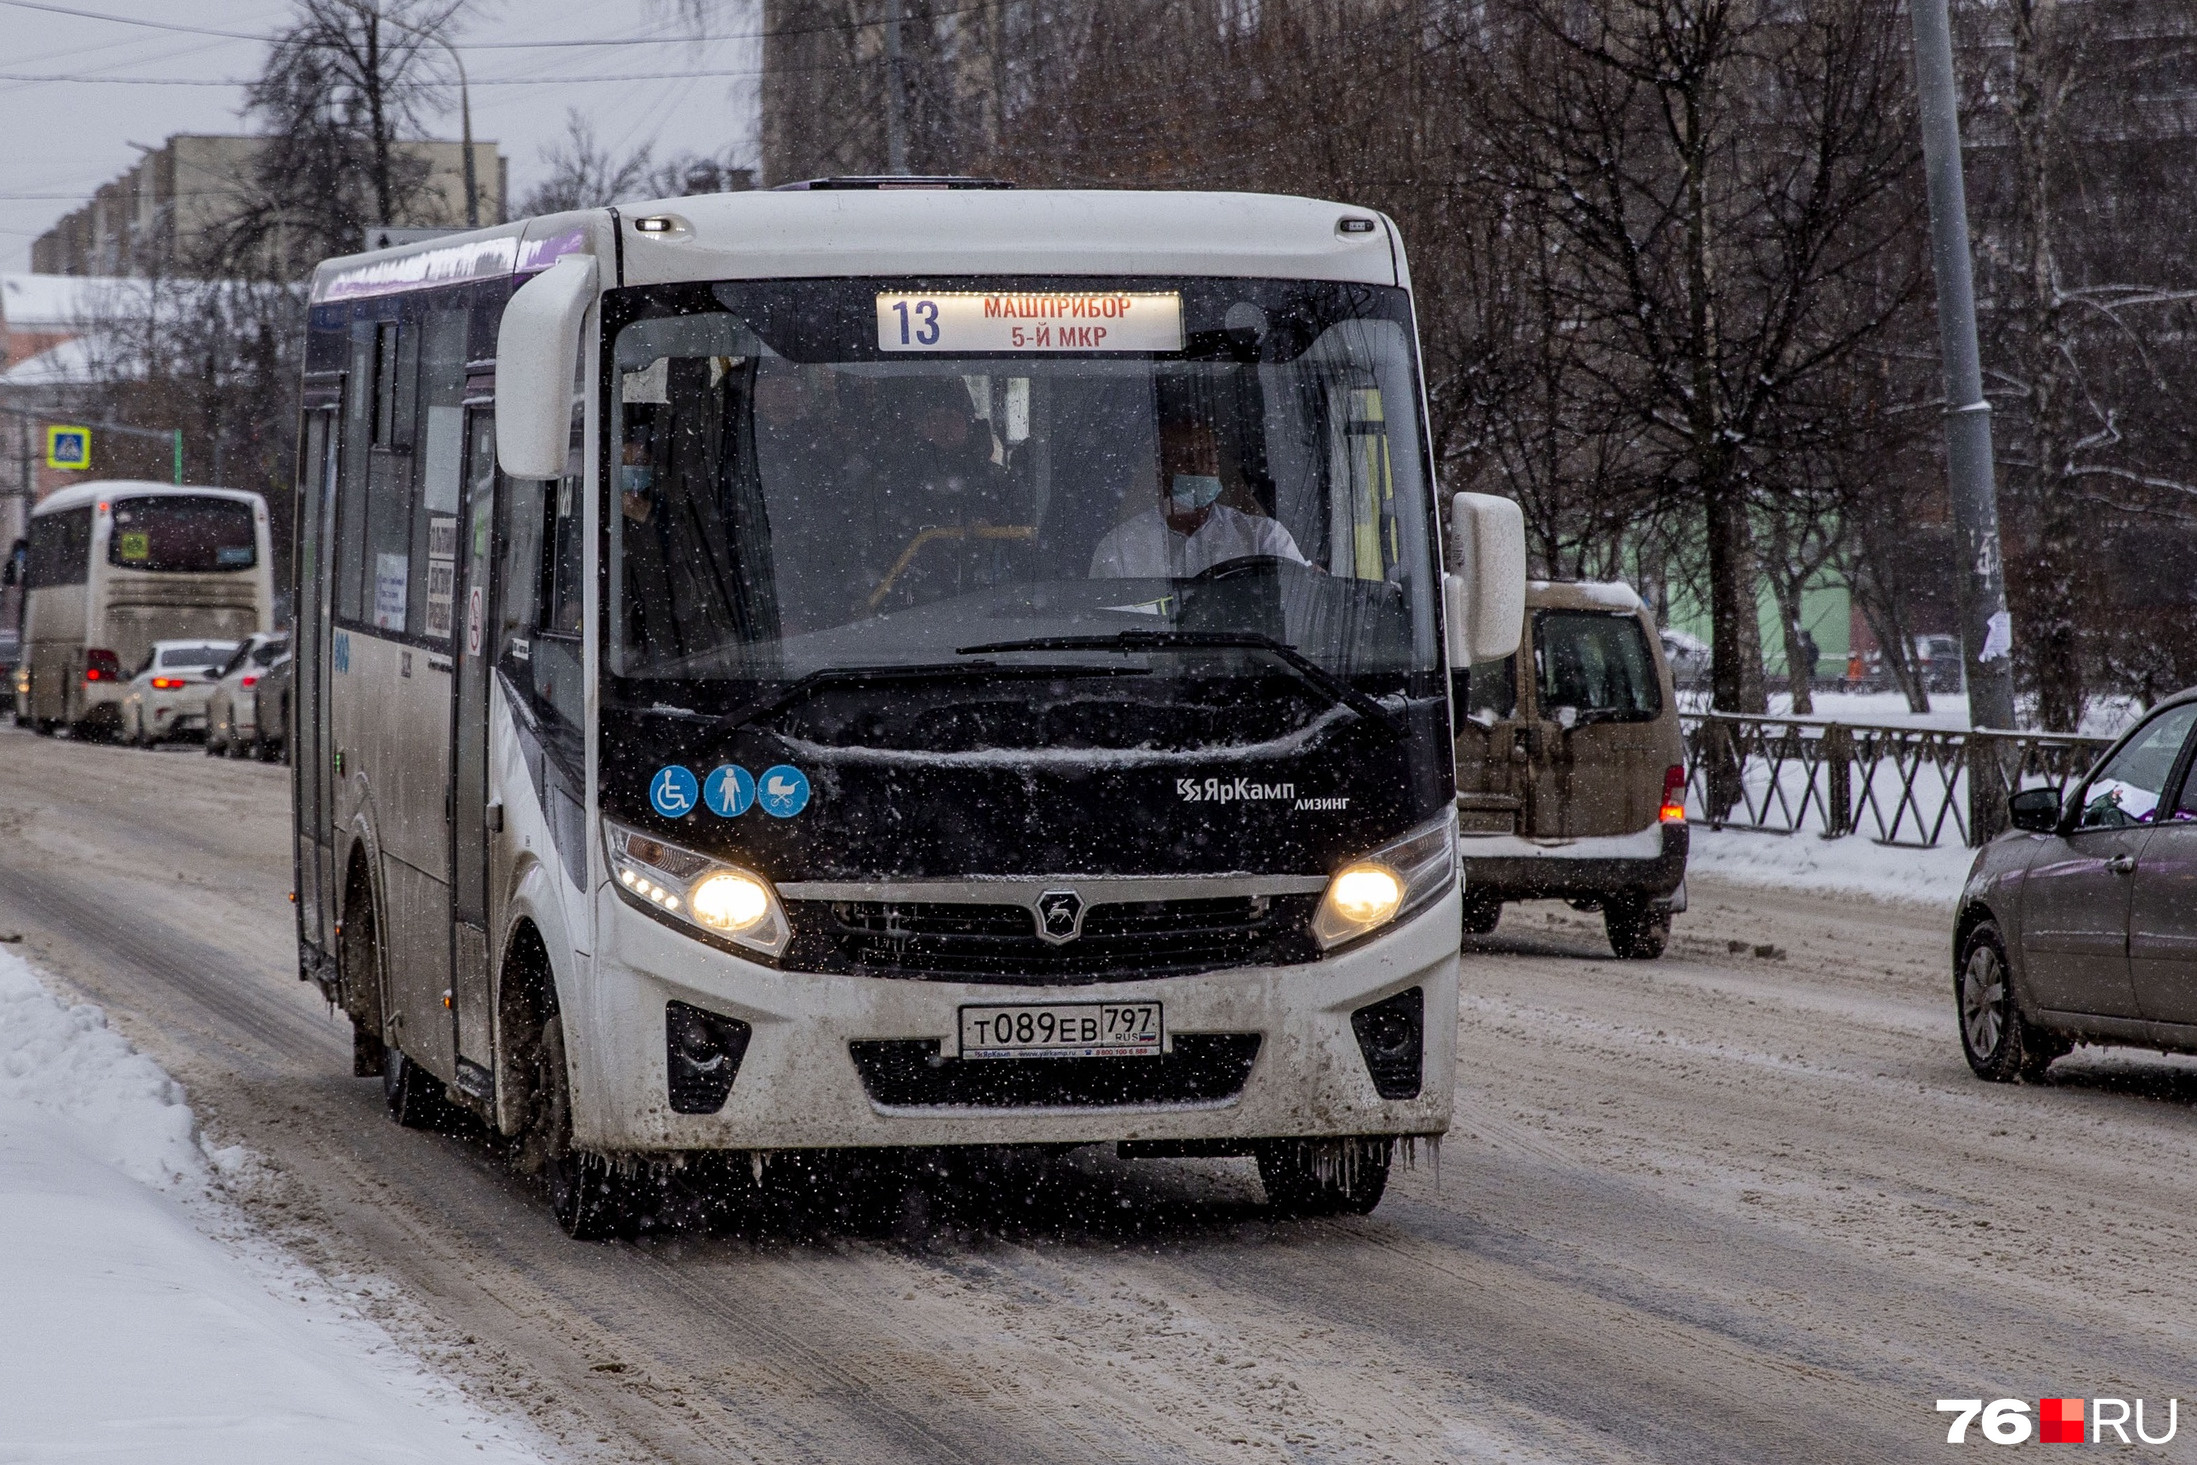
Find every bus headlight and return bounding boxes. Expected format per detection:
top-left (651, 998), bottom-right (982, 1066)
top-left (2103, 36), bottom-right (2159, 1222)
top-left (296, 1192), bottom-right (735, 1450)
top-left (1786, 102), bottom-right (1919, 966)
top-left (604, 819), bottom-right (791, 958)
top-left (690, 871), bottom-right (771, 932)
top-left (1312, 811), bottom-right (1457, 951)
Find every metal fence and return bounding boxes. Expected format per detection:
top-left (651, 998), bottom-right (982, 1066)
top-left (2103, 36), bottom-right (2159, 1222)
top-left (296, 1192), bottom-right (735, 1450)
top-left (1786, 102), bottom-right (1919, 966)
top-left (1680, 713), bottom-right (2115, 849)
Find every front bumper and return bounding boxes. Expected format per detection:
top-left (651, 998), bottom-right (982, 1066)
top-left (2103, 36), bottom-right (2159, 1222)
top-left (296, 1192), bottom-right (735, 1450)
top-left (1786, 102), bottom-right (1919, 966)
top-left (1460, 822), bottom-right (1689, 903)
top-left (571, 882), bottom-right (1461, 1152)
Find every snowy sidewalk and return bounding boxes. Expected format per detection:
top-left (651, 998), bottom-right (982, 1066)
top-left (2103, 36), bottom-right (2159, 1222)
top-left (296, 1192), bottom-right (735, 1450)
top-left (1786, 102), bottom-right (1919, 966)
top-left (0, 949), bottom-right (549, 1465)
top-left (1687, 825), bottom-right (1974, 907)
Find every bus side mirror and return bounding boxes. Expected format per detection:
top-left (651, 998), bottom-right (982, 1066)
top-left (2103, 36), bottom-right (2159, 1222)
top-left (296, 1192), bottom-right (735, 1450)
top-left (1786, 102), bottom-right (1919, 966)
top-left (496, 254), bottom-right (599, 480)
top-left (1444, 492), bottom-right (1527, 668)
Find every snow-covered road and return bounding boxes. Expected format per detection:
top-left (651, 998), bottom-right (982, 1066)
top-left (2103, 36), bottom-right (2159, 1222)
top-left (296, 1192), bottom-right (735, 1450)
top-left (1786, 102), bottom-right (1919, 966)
top-left (5, 722), bottom-right (2197, 1462)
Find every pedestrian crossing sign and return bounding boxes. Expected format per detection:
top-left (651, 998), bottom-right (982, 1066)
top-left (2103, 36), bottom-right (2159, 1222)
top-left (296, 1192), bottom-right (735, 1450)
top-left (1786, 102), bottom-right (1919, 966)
top-left (45, 425), bottom-right (90, 471)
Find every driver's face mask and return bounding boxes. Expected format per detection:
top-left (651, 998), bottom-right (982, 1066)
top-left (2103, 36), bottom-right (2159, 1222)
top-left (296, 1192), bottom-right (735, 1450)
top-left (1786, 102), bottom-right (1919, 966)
top-left (620, 463), bottom-right (654, 496)
top-left (1169, 474), bottom-right (1223, 513)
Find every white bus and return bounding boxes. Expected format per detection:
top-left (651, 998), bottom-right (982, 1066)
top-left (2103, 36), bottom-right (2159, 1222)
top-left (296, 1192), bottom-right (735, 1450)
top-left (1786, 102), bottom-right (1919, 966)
top-left (20, 480), bottom-right (273, 736)
top-left (292, 183), bottom-right (1524, 1237)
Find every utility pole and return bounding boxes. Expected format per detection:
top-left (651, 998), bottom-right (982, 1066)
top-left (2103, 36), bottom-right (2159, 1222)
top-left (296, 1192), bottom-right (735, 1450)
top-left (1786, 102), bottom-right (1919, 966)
top-left (452, 42), bottom-right (478, 227)
top-left (357, 2), bottom-right (478, 228)
top-left (1910, 0), bottom-right (2018, 736)
top-left (883, 0), bottom-right (909, 175)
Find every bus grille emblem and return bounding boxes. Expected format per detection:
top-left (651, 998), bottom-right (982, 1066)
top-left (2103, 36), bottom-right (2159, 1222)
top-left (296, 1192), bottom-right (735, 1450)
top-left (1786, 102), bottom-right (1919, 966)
top-left (1034, 890), bottom-right (1085, 945)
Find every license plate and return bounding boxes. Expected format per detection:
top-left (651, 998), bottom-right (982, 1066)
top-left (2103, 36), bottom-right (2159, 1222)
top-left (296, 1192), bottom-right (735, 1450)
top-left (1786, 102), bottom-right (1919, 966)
top-left (958, 1001), bottom-right (1164, 1059)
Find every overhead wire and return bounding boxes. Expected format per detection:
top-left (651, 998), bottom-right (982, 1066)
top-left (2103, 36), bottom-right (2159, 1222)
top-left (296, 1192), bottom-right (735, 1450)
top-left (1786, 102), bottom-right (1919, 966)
top-left (0, 0), bottom-right (1030, 249)
top-left (0, 0), bottom-right (999, 54)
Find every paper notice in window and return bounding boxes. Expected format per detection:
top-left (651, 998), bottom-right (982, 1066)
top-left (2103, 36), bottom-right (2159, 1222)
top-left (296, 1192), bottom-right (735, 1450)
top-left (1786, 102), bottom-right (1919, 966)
top-left (877, 292), bottom-right (1183, 353)
top-left (373, 552), bottom-right (408, 632)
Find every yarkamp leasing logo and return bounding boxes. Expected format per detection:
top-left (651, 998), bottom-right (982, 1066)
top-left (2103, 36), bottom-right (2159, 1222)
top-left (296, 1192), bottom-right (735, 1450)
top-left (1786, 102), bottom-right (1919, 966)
top-left (1175, 777), bottom-right (1348, 811)
top-left (1937, 1397), bottom-right (2179, 1445)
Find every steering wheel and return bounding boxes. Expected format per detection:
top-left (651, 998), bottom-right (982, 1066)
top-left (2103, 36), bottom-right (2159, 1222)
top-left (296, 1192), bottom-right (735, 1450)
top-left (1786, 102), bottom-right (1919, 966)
top-left (1186, 554), bottom-right (1294, 584)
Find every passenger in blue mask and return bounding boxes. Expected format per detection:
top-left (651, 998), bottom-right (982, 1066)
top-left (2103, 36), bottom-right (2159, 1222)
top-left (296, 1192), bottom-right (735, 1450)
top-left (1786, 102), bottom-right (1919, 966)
top-left (1090, 421), bottom-right (1306, 578)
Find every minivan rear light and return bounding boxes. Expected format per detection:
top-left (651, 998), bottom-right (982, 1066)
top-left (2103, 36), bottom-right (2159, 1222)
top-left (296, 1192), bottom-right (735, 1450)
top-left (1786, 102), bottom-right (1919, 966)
top-left (1660, 764), bottom-right (1688, 824)
top-left (84, 648), bottom-right (122, 682)
top-left (240, 675), bottom-right (259, 689)
top-left (150, 676), bottom-right (188, 690)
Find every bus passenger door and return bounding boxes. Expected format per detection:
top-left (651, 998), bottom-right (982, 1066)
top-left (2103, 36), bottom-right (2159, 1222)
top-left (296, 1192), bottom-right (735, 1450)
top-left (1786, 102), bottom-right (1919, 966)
top-left (447, 407), bottom-right (498, 1096)
top-left (294, 403), bottom-right (340, 969)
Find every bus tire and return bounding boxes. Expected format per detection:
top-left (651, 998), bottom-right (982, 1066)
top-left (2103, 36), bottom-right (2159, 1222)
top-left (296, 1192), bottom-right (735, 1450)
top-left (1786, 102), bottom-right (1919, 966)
top-left (1256, 1137), bottom-right (1392, 1217)
top-left (526, 1013), bottom-right (631, 1241)
top-left (338, 857), bottom-right (386, 1077)
top-left (383, 1048), bottom-right (449, 1129)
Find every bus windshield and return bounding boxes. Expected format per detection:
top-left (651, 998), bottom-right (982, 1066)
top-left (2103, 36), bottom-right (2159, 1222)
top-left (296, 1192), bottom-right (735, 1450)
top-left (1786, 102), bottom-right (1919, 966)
top-left (604, 278), bottom-right (1440, 731)
top-left (109, 496), bottom-right (256, 573)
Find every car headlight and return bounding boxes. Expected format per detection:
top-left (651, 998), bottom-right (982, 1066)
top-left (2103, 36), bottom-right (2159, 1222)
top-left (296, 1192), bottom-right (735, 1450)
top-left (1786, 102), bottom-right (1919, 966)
top-left (1312, 811), bottom-right (1458, 951)
top-left (603, 818), bottom-right (791, 958)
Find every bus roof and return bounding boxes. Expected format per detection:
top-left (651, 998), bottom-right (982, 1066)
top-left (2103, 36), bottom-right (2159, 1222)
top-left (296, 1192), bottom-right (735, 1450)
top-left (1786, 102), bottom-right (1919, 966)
top-left (31, 481), bottom-right (264, 517)
top-left (309, 189), bottom-right (1406, 305)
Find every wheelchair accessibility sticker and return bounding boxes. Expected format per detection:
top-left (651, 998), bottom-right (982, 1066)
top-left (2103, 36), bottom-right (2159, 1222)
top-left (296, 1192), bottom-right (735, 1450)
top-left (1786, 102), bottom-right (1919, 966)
top-left (649, 765), bottom-right (698, 818)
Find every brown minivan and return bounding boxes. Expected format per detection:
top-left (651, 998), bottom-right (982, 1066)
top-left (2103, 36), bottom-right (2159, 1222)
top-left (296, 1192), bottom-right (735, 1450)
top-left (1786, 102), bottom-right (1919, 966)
top-left (1453, 580), bottom-right (1689, 957)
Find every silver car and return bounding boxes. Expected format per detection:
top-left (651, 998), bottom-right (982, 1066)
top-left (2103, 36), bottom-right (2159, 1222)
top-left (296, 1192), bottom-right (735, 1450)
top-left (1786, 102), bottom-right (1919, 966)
top-left (1955, 693), bottom-right (2197, 1081)
top-left (204, 631), bottom-right (288, 757)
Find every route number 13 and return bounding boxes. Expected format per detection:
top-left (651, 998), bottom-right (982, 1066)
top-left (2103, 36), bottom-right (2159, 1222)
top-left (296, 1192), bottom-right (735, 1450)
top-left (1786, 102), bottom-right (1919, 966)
top-left (892, 299), bottom-right (940, 346)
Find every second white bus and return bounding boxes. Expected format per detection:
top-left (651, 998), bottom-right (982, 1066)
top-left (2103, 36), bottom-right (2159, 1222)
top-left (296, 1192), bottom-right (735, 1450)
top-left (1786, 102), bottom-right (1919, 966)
top-left (19, 480), bottom-right (273, 736)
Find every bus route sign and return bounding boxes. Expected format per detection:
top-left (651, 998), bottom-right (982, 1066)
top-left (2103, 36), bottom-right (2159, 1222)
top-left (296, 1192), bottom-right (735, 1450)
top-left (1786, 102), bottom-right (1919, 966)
top-left (876, 292), bottom-right (1184, 354)
top-left (45, 425), bottom-right (90, 471)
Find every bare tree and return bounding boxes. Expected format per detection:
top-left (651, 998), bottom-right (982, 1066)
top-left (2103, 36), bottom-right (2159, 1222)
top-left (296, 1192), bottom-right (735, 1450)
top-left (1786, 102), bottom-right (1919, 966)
top-left (62, 269), bottom-right (306, 594)
top-left (519, 111), bottom-right (663, 215)
top-left (520, 110), bottom-right (756, 215)
top-left (1962, 0), bottom-right (2197, 729)
top-left (223, 0), bottom-right (465, 274)
top-left (1480, 0), bottom-right (1928, 716)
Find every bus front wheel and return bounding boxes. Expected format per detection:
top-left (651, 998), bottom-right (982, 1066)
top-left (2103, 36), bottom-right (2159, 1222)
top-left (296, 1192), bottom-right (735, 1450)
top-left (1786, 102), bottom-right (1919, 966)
top-left (523, 1013), bottom-right (634, 1241)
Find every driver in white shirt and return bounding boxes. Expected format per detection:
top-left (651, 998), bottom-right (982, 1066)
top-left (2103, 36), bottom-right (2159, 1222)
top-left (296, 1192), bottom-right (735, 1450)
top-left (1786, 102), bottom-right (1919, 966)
top-left (1089, 421), bottom-right (1307, 578)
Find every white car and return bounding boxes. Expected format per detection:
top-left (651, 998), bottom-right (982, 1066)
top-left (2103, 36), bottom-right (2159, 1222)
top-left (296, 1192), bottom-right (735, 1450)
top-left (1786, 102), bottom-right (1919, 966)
top-left (121, 639), bottom-right (237, 746)
top-left (205, 631), bottom-right (288, 757)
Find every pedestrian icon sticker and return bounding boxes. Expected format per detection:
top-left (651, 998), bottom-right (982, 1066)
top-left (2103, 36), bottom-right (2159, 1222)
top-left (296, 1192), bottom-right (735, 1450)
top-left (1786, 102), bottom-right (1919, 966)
top-left (649, 765), bottom-right (698, 818)
top-left (703, 765), bottom-right (755, 817)
top-left (757, 765), bottom-right (810, 818)
top-left (45, 425), bottom-right (90, 471)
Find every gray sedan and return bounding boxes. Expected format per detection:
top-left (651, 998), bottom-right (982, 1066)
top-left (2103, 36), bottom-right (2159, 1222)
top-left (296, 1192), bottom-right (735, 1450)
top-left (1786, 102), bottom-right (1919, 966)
top-left (1956, 692), bottom-right (2197, 1080)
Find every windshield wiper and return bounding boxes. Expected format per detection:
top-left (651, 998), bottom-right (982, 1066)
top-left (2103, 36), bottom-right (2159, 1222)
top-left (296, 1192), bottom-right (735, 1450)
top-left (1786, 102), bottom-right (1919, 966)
top-left (701, 660), bottom-right (1148, 738)
top-left (955, 631), bottom-right (1407, 738)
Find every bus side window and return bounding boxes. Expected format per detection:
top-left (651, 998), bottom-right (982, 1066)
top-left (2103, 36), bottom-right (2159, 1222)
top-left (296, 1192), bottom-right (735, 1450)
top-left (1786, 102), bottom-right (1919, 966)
top-left (371, 322), bottom-right (416, 449)
top-left (413, 301), bottom-right (469, 644)
top-left (498, 481), bottom-right (546, 662)
top-left (547, 472), bottom-right (583, 638)
top-left (335, 322), bottom-right (376, 622)
top-left (27, 509), bottom-right (91, 590)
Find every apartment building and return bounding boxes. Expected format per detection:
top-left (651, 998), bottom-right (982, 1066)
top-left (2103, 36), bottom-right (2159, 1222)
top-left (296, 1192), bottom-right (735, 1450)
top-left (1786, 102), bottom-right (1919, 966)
top-left (32, 133), bottom-right (506, 278)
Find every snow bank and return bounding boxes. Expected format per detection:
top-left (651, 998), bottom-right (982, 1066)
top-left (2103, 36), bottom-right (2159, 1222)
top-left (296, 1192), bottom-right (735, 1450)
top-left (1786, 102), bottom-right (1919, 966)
top-left (0, 948), bottom-right (207, 1189)
top-left (0, 949), bottom-right (549, 1465)
top-left (1688, 825), bottom-right (1975, 908)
